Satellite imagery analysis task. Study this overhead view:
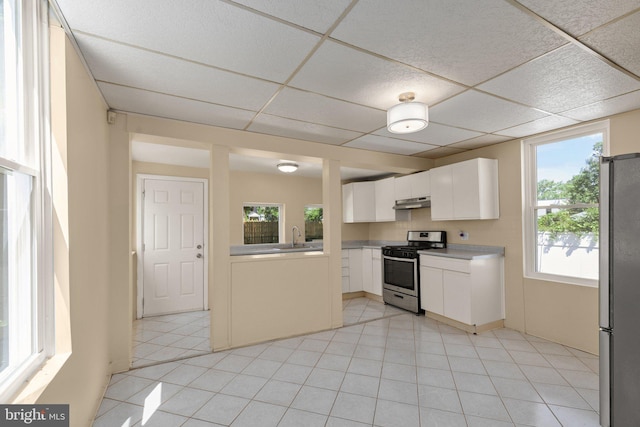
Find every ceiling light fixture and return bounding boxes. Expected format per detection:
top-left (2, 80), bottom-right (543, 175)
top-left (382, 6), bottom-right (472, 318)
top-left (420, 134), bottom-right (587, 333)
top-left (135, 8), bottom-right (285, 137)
top-left (387, 92), bottom-right (428, 134)
top-left (277, 162), bottom-right (298, 173)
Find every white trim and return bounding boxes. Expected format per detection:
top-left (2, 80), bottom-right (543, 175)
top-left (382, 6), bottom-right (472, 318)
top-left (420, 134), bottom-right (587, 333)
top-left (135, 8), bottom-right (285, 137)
top-left (522, 120), bottom-right (609, 288)
top-left (136, 174), bottom-right (209, 319)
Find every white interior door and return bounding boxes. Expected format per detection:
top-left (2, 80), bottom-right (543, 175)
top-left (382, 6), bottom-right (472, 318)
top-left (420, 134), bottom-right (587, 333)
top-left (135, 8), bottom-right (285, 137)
top-left (142, 178), bottom-right (205, 316)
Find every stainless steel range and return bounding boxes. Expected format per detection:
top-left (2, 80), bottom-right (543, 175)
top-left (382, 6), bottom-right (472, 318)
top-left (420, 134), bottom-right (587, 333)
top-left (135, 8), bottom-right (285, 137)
top-left (382, 231), bottom-right (446, 314)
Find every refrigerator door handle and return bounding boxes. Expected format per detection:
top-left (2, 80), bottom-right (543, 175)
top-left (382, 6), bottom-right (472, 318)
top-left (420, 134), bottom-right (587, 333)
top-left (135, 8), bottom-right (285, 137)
top-left (599, 158), bottom-right (611, 328)
top-left (600, 329), bottom-right (611, 427)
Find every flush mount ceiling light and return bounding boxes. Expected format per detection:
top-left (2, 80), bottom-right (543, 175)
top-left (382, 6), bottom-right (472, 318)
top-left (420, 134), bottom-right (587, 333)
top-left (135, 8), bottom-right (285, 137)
top-left (387, 92), bottom-right (428, 134)
top-left (277, 162), bottom-right (298, 173)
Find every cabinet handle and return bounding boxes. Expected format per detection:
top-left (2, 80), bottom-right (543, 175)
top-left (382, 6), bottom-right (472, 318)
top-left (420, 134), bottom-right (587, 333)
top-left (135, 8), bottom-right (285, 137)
top-left (394, 294), bottom-right (404, 299)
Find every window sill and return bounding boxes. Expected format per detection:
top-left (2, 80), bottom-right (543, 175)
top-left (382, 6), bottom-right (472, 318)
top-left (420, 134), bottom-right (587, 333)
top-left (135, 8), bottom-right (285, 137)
top-left (524, 272), bottom-right (598, 288)
top-left (10, 353), bottom-right (71, 404)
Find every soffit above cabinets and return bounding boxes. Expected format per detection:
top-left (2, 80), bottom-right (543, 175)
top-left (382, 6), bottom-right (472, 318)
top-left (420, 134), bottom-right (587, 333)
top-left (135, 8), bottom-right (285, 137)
top-left (54, 0), bottom-right (640, 159)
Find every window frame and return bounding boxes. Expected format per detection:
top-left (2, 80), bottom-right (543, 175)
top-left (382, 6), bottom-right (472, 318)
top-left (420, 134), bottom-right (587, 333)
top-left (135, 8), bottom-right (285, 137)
top-left (0, 0), bottom-right (52, 401)
top-left (522, 120), bottom-right (609, 288)
top-left (242, 202), bottom-right (283, 245)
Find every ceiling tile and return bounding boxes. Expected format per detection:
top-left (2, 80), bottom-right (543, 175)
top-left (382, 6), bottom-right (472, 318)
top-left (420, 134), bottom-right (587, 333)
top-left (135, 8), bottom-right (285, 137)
top-left (229, 0), bottom-right (352, 33)
top-left (478, 44), bottom-right (640, 113)
top-left (373, 122), bottom-right (483, 146)
top-left (263, 88), bottom-right (386, 132)
top-left (562, 90), bottom-right (640, 121)
top-left (289, 40), bottom-right (465, 109)
top-left (75, 34), bottom-right (280, 111)
top-left (247, 114), bottom-right (362, 145)
top-left (496, 115), bottom-right (580, 138)
top-left (415, 146), bottom-right (468, 159)
top-left (517, 0), bottom-right (640, 36)
top-left (331, 0), bottom-right (566, 85)
top-left (344, 135), bottom-right (438, 156)
top-left (99, 82), bottom-right (255, 129)
top-left (580, 11), bottom-right (640, 77)
top-left (449, 134), bottom-right (513, 150)
top-left (58, 0), bottom-right (319, 82)
top-left (430, 90), bottom-right (548, 133)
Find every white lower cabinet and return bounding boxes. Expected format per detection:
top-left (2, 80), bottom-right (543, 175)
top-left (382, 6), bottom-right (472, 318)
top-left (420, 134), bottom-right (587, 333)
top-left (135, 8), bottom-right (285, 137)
top-left (371, 249), bottom-right (383, 296)
top-left (420, 255), bottom-right (503, 327)
top-left (342, 249), bottom-right (363, 293)
top-left (420, 266), bottom-right (444, 315)
top-left (342, 248), bottom-right (383, 296)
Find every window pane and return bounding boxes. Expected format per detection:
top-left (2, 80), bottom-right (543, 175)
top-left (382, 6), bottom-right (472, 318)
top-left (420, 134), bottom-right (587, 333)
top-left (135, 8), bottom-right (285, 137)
top-left (536, 135), bottom-right (602, 206)
top-left (533, 132), bottom-right (602, 281)
top-left (535, 207), bottom-right (599, 280)
top-left (0, 168), bottom-right (35, 378)
top-left (1, 0), bottom-right (20, 162)
top-left (243, 205), bottom-right (280, 244)
top-left (304, 206), bottom-right (322, 242)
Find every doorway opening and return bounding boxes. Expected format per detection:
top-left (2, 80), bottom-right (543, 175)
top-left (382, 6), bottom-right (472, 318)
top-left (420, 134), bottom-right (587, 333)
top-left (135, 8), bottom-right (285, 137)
top-left (134, 175), bottom-right (210, 367)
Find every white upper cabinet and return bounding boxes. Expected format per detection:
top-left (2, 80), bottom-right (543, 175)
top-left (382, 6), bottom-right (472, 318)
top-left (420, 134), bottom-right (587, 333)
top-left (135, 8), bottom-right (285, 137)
top-left (374, 177), bottom-right (396, 222)
top-left (343, 181), bottom-right (375, 223)
top-left (394, 170), bottom-right (430, 200)
top-left (431, 158), bottom-right (499, 221)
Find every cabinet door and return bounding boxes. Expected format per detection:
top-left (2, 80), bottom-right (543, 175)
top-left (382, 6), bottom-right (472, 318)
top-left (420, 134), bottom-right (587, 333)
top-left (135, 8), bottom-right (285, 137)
top-left (361, 248), bottom-right (373, 293)
top-left (342, 183), bottom-right (354, 223)
top-left (371, 249), bottom-right (383, 296)
top-left (420, 266), bottom-right (444, 315)
top-left (394, 175), bottom-right (412, 200)
top-left (443, 271), bottom-right (472, 324)
top-left (452, 161), bottom-right (481, 219)
top-left (353, 182), bottom-right (376, 222)
top-left (342, 182), bottom-right (375, 223)
top-left (375, 177), bottom-right (396, 222)
top-left (410, 171), bottom-right (430, 198)
top-left (341, 251), bottom-right (350, 293)
top-left (348, 249), bottom-right (363, 292)
top-left (430, 165), bottom-right (453, 220)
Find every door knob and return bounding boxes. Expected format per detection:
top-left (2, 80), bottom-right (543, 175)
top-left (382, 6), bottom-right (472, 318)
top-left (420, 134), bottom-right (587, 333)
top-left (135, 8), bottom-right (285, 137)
top-left (196, 253), bottom-right (202, 259)
top-left (197, 244), bottom-right (202, 249)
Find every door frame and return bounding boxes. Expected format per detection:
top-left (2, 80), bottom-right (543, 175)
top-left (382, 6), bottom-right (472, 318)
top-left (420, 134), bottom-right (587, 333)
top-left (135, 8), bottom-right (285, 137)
top-left (136, 174), bottom-right (209, 318)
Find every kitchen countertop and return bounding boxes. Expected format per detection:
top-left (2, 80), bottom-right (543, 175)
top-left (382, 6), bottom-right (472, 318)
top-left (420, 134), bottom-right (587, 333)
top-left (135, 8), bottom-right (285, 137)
top-left (231, 242), bottom-right (504, 258)
top-left (418, 244), bottom-right (504, 260)
top-left (230, 240), bottom-right (402, 256)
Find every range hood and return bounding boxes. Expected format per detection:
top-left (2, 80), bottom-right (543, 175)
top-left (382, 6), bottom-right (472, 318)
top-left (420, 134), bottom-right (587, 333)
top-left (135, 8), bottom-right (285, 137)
top-left (393, 196), bottom-right (431, 210)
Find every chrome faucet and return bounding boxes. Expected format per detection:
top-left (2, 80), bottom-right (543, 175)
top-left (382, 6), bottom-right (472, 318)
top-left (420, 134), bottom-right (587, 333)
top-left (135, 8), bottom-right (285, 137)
top-left (292, 225), bottom-right (301, 248)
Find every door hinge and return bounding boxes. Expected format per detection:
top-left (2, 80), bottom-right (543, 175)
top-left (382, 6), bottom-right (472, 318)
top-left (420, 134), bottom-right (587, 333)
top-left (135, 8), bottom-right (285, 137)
top-left (142, 243), bottom-right (145, 252)
top-left (142, 190), bottom-right (145, 198)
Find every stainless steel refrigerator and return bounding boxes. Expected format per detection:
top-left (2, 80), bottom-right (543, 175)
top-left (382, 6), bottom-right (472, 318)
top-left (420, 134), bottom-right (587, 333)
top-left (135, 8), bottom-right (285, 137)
top-left (599, 153), bottom-right (640, 427)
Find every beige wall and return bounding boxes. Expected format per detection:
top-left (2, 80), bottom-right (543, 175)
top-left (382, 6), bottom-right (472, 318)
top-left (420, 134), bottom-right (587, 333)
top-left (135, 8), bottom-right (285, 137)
top-left (35, 27), bottom-right (112, 426)
top-left (230, 171), bottom-right (323, 245)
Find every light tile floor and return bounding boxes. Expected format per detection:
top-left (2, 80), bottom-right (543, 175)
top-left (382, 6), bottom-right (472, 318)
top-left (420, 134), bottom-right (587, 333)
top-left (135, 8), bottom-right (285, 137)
top-left (342, 297), bottom-right (406, 325)
top-left (132, 310), bottom-right (211, 368)
top-left (99, 298), bottom-right (600, 426)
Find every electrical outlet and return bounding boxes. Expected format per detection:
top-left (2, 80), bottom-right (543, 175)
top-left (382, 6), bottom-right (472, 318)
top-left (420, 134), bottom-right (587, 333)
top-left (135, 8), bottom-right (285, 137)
top-left (459, 231), bottom-right (469, 241)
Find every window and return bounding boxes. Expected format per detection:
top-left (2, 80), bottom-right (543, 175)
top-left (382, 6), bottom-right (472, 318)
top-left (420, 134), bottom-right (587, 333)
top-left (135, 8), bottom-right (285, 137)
top-left (243, 203), bottom-right (282, 244)
top-left (523, 121), bottom-right (609, 286)
top-left (0, 0), bottom-right (51, 400)
top-left (304, 205), bottom-right (323, 242)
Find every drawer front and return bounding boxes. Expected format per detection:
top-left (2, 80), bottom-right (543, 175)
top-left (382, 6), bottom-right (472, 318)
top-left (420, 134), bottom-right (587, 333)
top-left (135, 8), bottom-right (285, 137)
top-left (420, 256), bottom-right (470, 273)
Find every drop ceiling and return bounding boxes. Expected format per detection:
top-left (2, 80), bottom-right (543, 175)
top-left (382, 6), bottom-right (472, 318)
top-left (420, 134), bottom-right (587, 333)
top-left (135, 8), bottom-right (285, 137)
top-left (53, 0), bottom-right (640, 160)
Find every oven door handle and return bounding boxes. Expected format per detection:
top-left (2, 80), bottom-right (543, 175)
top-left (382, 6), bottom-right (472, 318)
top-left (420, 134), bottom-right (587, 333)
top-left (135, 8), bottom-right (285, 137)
top-left (382, 255), bottom-right (418, 263)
